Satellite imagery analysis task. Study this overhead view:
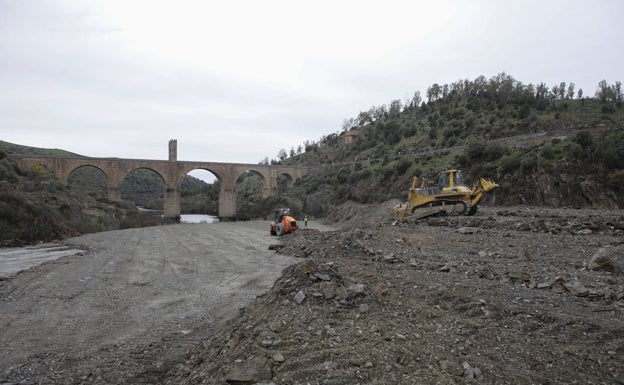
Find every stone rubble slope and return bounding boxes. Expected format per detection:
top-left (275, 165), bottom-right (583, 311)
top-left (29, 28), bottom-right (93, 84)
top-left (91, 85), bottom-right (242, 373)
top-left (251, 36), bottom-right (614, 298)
top-left (172, 205), bottom-right (624, 385)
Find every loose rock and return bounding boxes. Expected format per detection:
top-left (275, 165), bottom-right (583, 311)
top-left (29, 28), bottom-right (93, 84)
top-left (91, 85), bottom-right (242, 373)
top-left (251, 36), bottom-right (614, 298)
top-left (563, 281), bottom-right (589, 297)
top-left (588, 248), bottom-right (616, 272)
top-left (225, 356), bottom-right (271, 384)
top-left (294, 290), bottom-right (306, 304)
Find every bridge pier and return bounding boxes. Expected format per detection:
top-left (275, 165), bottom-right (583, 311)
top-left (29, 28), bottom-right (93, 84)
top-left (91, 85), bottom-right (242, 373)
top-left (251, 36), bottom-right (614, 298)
top-left (107, 187), bottom-right (121, 202)
top-left (263, 180), bottom-right (278, 198)
top-left (163, 186), bottom-right (180, 221)
top-left (162, 142), bottom-right (180, 221)
top-left (218, 185), bottom-right (237, 221)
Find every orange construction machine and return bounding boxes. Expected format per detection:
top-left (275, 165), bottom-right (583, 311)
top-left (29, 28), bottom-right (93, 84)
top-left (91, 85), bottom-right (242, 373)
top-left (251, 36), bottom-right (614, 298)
top-left (270, 208), bottom-right (299, 236)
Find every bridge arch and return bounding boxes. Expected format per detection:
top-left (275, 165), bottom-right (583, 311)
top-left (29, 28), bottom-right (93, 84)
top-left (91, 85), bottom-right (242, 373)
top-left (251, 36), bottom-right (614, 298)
top-left (67, 165), bottom-right (108, 198)
top-left (276, 172), bottom-right (296, 193)
top-left (232, 168), bottom-right (270, 198)
top-left (183, 168), bottom-right (220, 215)
top-left (120, 168), bottom-right (166, 210)
top-left (185, 167), bottom-right (223, 185)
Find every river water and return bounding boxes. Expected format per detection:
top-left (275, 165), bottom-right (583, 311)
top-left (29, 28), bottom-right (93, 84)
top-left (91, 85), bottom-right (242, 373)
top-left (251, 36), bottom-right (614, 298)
top-left (180, 214), bottom-right (219, 224)
top-left (0, 243), bottom-right (85, 278)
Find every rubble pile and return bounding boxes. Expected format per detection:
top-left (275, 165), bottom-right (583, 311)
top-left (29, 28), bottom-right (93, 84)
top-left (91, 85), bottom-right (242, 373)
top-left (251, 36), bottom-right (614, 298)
top-left (173, 206), bottom-right (624, 385)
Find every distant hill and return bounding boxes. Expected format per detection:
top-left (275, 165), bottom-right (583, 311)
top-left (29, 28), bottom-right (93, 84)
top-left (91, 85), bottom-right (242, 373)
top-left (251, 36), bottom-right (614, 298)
top-left (275, 74), bottom-right (624, 215)
top-left (0, 140), bottom-right (83, 157)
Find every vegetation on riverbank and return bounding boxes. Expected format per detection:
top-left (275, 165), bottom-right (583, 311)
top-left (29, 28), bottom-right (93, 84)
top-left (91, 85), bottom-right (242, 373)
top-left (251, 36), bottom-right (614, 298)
top-left (0, 148), bottom-right (160, 246)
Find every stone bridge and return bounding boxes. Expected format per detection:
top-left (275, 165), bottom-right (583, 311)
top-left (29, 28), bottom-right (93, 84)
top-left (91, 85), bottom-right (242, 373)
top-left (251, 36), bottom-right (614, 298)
top-left (13, 140), bottom-right (314, 220)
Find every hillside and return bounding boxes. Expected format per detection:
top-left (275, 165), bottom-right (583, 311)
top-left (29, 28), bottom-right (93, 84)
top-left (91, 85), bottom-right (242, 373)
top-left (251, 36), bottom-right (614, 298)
top-left (0, 140), bottom-right (83, 158)
top-left (276, 74), bottom-right (624, 216)
top-left (0, 148), bottom-right (155, 246)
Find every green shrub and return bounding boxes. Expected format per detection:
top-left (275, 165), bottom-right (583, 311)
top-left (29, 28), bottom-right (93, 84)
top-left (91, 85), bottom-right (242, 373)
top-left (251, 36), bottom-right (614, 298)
top-left (607, 170), bottom-right (624, 192)
top-left (395, 158), bottom-right (412, 175)
top-left (120, 215), bottom-right (141, 229)
top-left (540, 143), bottom-right (555, 160)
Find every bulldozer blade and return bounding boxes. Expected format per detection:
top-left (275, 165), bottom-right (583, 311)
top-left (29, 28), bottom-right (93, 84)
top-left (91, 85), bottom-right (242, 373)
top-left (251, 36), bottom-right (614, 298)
top-left (479, 178), bottom-right (499, 192)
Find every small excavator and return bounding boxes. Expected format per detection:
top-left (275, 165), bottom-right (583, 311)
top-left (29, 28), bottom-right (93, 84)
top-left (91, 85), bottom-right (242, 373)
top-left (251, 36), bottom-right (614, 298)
top-left (391, 169), bottom-right (498, 220)
top-left (270, 208), bottom-right (299, 236)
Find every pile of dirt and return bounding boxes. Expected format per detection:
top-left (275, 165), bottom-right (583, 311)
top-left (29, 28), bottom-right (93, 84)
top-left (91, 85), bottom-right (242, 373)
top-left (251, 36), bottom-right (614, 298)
top-left (172, 205), bottom-right (624, 385)
top-left (324, 199), bottom-right (401, 228)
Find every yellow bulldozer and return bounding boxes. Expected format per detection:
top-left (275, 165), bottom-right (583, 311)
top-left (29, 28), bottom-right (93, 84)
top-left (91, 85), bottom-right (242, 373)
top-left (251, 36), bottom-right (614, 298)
top-left (391, 169), bottom-right (498, 220)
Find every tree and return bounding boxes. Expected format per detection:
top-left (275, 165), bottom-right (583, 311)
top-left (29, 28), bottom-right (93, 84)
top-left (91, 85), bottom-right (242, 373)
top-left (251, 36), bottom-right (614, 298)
top-left (596, 80), bottom-right (610, 102)
top-left (342, 118), bottom-right (357, 132)
top-left (412, 91), bottom-right (422, 107)
top-left (615, 81), bottom-right (623, 106)
top-left (566, 82), bottom-right (575, 100)
top-left (357, 111), bottom-right (373, 125)
top-left (426, 83), bottom-right (441, 102)
top-left (558, 82), bottom-right (566, 100)
top-left (277, 149), bottom-right (287, 161)
top-left (577, 88), bottom-right (583, 100)
top-left (474, 75), bottom-right (487, 95)
top-left (370, 105), bottom-right (387, 120)
top-left (574, 131), bottom-right (593, 151)
top-left (428, 126), bottom-right (437, 140)
top-left (551, 84), bottom-right (560, 100)
top-left (442, 84), bottom-right (449, 99)
top-left (389, 99), bottom-right (402, 117)
top-left (536, 82), bottom-right (549, 99)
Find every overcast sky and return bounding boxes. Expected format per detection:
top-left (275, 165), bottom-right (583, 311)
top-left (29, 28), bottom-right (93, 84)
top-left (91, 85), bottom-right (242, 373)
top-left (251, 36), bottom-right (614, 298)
top-left (2, 0), bottom-right (622, 168)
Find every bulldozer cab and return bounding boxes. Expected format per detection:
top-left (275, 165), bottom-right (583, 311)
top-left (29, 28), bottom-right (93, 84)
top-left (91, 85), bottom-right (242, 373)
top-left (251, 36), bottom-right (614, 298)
top-left (438, 170), bottom-right (469, 194)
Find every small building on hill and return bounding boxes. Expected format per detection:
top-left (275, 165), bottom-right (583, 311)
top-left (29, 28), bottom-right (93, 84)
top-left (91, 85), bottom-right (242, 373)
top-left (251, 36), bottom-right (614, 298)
top-left (345, 129), bottom-right (359, 148)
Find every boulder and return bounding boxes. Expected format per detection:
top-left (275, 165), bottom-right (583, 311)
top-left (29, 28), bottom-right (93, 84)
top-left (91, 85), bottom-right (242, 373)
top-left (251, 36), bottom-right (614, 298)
top-left (506, 271), bottom-right (531, 282)
top-left (588, 248), bottom-right (616, 272)
top-left (294, 290), bottom-right (306, 304)
top-left (563, 281), bottom-right (589, 297)
top-left (457, 227), bottom-right (479, 234)
top-left (225, 356), bottom-right (272, 384)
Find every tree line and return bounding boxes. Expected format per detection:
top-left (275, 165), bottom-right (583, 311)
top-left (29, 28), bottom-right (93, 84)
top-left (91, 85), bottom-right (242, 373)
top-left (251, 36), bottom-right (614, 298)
top-left (266, 73), bottom-right (622, 166)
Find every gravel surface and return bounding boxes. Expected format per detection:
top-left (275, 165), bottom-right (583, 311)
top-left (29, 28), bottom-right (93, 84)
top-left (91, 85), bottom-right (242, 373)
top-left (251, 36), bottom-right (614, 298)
top-left (0, 221), bottom-right (298, 384)
top-left (2, 206), bottom-right (623, 385)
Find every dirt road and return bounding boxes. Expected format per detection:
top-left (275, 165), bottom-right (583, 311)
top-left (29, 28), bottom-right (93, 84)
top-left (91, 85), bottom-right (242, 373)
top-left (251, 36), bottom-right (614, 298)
top-left (0, 221), bottom-right (302, 384)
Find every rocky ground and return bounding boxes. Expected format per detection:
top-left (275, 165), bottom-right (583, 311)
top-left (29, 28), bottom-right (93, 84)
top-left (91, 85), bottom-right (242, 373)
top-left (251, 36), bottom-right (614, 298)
top-left (172, 203), bottom-right (624, 385)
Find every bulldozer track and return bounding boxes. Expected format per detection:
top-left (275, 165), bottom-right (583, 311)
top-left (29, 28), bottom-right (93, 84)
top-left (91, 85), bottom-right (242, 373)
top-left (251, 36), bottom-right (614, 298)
top-left (408, 199), bottom-right (468, 220)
